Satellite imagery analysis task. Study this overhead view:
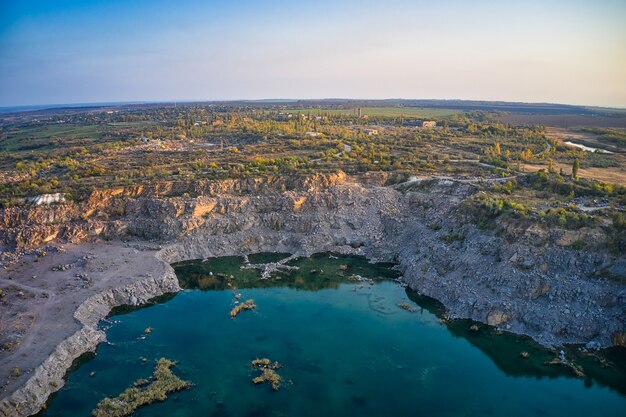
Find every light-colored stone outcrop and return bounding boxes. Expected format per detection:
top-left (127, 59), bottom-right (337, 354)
top-left (487, 310), bottom-right (510, 326)
top-left (0, 268), bottom-right (180, 417)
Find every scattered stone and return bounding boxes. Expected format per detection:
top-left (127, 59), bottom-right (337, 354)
top-left (520, 351), bottom-right (530, 359)
top-left (398, 303), bottom-right (417, 312)
top-left (241, 254), bottom-right (299, 279)
top-left (469, 324), bottom-right (480, 332)
top-left (585, 341), bottom-right (601, 350)
top-left (51, 264), bottom-right (72, 272)
top-left (544, 357), bottom-right (585, 378)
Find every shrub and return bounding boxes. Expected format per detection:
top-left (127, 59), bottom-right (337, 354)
top-left (442, 233), bottom-right (465, 243)
top-left (539, 207), bottom-right (596, 229)
top-left (607, 212), bottom-right (626, 255)
top-left (465, 194), bottom-right (531, 222)
top-left (427, 222), bottom-right (441, 231)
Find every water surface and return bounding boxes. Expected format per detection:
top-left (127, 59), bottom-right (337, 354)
top-left (564, 141), bottom-right (613, 154)
top-left (41, 253), bottom-right (626, 417)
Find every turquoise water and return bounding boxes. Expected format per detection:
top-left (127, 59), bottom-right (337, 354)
top-left (41, 253), bottom-right (626, 417)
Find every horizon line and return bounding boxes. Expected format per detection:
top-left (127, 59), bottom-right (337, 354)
top-left (1, 97), bottom-right (626, 114)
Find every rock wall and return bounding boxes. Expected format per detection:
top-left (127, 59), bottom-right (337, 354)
top-left (2, 174), bottom-right (623, 350)
top-left (154, 179), bottom-right (624, 348)
top-left (0, 173), bottom-right (624, 416)
top-left (0, 173), bottom-right (348, 249)
top-left (390, 182), bottom-right (625, 347)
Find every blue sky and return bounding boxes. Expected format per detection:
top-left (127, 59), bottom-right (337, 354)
top-left (1, 0), bottom-right (625, 107)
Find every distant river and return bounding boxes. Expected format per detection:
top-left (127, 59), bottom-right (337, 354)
top-left (565, 141), bottom-right (614, 154)
top-left (41, 253), bottom-right (626, 417)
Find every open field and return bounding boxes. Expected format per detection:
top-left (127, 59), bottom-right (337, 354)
top-left (499, 114), bottom-right (626, 128)
top-left (522, 161), bottom-right (626, 185)
top-left (0, 122), bottom-right (159, 153)
top-left (1, 124), bottom-right (109, 152)
top-left (279, 106), bottom-right (462, 118)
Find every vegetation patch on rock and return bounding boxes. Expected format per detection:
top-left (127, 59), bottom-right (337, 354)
top-left (251, 358), bottom-right (282, 391)
top-left (91, 358), bottom-right (189, 417)
top-left (230, 299), bottom-right (256, 318)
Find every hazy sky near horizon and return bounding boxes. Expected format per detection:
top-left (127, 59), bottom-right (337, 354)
top-left (1, 0), bottom-right (625, 107)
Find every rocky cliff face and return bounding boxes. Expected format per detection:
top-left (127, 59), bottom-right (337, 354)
top-left (1, 173), bottom-right (624, 347)
top-left (1, 173), bottom-right (623, 349)
top-left (154, 178), bottom-right (624, 348)
top-left (0, 173), bottom-right (349, 249)
top-left (389, 181), bottom-right (624, 347)
top-left (0, 172), bottom-right (624, 416)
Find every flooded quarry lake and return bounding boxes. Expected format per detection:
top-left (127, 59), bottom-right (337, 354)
top-left (41, 253), bottom-right (626, 417)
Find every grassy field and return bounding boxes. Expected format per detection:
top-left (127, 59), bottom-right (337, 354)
top-left (1, 124), bottom-right (106, 150)
top-left (0, 121), bottom-right (157, 152)
top-left (280, 106), bottom-right (462, 118)
top-left (498, 114), bottom-right (626, 128)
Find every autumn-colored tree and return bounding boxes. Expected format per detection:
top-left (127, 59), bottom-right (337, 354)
top-left (520, 149), bottom-right (532, 161)
top-left (493, 142), bottom-right (501, 156)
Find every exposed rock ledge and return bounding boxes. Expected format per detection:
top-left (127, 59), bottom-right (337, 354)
top-left (0, 268), bottom-right (180, 417)
top-left (0, 175), bottom-right (624, 416)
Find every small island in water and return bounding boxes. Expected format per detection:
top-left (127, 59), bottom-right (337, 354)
top-left (33, 253), bottom-right (626, 417)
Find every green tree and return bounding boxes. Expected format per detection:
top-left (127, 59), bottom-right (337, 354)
top-left (572, 158), bottom-right (580, 179)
